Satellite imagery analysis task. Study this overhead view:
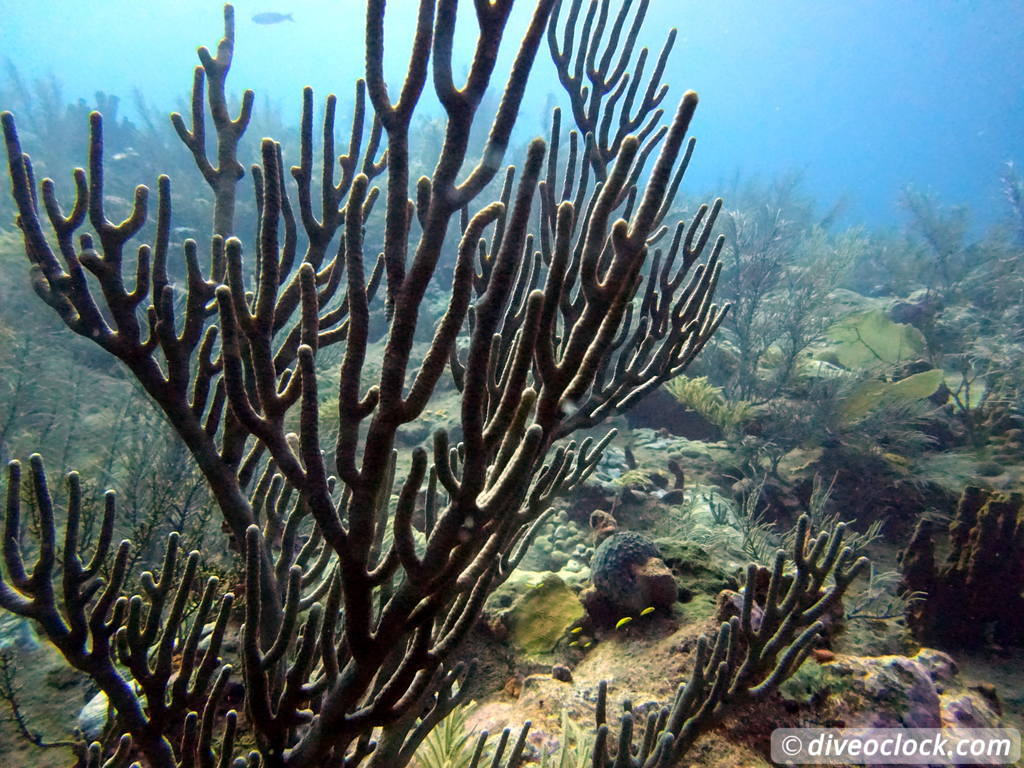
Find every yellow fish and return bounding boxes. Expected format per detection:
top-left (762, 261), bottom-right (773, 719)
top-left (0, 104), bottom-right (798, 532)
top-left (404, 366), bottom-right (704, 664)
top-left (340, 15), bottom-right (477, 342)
top-left (568, 641), bottom-right (579, 647)
top-left (615, 616), bottom-right (633, 630)
top-left (583, 641), bottom-right (593, 648)
top-left (570, 627), bottom-right (583, 634)
top-left (640, 606), bottom-right (656, 617)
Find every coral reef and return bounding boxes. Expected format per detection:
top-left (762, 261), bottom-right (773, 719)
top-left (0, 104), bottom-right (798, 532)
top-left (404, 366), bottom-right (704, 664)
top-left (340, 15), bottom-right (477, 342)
top-left (442, 514), bottom-right (869, 768)
top-left (8, 0), bottom-right (1022, 763)
top-left (537, 514), bottom-right (865, 766)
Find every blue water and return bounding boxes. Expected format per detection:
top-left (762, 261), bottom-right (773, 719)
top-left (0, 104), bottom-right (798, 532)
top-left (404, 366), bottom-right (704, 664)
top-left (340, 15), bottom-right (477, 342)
top-left (3, 0), bottom-right (1022, 230)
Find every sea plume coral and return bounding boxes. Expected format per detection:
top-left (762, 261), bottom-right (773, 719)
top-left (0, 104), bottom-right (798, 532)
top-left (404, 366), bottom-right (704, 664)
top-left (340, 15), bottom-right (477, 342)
top-left (1, 1), bottom-right (727, 765)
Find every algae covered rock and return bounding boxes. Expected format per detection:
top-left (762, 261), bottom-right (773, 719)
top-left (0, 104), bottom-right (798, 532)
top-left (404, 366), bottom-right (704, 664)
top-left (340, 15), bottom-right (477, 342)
top-left (888, 290), bottom-right (943, 328)
top-left (505, 573), bottom-right (584, 656)
top-left (816, 649), bottom-right (1002, 730)
top-left (654, 539), bottom-right (738, 602)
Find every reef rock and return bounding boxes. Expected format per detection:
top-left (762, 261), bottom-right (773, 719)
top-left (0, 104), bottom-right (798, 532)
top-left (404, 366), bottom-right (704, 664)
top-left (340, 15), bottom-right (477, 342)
top-left (624, 384), bottom-right (723, 441)
top-left (0, 613), bottom-right (39, 651)
top-left (78, 690), bottom-right (110, 740)
top-left (888, 289), bottom-right (943, 329)
top-left (658, 540), bottom-right (738, 605)
top-left (797, 648), bottom-right (1002, 731)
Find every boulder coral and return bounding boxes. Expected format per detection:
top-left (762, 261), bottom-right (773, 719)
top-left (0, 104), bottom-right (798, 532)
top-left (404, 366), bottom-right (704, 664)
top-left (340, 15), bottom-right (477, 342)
top-left (582, 510), bottom-right (679, 626)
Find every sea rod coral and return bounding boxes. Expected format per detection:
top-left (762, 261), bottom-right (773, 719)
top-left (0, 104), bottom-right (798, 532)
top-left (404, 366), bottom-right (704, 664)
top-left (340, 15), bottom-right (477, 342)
top-left (0, 1), bottom-right (731, 765)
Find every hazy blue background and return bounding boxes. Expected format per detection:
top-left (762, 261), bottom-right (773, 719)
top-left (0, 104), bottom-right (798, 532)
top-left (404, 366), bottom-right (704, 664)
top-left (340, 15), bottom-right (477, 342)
top-left (3, 0), bottom-right (1022, 229)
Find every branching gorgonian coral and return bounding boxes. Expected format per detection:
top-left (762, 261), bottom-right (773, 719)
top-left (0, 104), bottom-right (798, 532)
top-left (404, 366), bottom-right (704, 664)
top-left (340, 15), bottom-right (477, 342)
top-left (1, 1), bottom-right (728, 765)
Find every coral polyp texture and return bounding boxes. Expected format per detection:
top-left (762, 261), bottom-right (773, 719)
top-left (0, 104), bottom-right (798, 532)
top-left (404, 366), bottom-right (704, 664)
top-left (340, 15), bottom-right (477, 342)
top-left (583, 510), bottom-right (678, 624)
top-left (900, 486), bottom-right (1024, 647)
top-left (0, 1), bottom-right (744, 765)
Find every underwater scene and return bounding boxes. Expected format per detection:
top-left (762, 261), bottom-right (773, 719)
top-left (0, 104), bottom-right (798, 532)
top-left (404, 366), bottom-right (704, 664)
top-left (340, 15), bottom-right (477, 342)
top-left (0, 1), bottom-right (1022, 766)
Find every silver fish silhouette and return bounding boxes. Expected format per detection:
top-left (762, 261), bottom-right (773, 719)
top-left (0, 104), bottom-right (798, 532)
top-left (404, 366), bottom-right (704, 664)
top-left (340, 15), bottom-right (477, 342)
top-left (252, 12), bottom-right (294, 24)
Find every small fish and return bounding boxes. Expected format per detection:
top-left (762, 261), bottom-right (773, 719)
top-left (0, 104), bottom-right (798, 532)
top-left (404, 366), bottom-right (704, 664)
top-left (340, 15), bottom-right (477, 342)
top-left (583, 641), bottom-right (593, 648)
top-left (252, 12), bottom-right (294, 25)
top-left (568, 641), bottom-right (579, 647)
top-left (614, 616), bottom-right (633, 630)
top-left (570, 627), bottom-right (583, 634)
top-left (640, 606), bottom-right (656, 617)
